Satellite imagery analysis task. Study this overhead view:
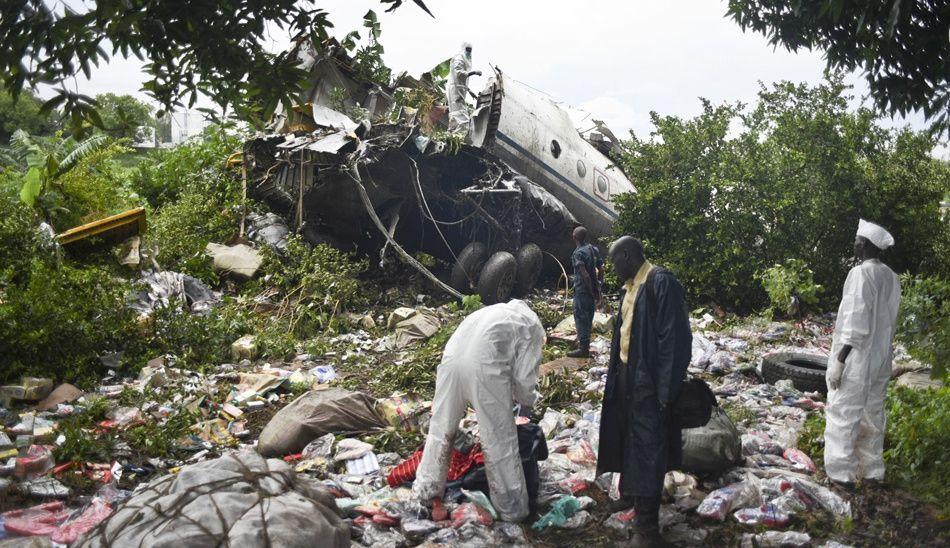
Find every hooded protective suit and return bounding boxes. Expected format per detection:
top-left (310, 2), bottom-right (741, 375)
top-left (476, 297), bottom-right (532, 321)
top-left (413, 300), bottom-right (545, 522)
top-left (824, 258), bottom-right (901, 483)
top-left (446, 42), bottom-right (474, 133)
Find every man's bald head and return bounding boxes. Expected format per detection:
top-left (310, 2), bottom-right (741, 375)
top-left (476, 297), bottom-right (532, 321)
top-left (572, 226), bottom-right (588, 244)
top-left (609, 236), bottom-right (646, 281)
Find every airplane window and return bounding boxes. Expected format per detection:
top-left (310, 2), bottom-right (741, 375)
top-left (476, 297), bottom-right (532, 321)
top-left (550, 139), bottom-right (561, 158)
top-left (597, 175), bottom-right (609, 195)
top-left (576, 160), bottom-right (587, 178)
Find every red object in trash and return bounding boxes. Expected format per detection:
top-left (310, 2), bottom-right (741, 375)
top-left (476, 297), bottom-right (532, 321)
top-left (283, 453), bottom-right (303, 463)
top-left (14, 445), bottom-right (55, 479)
top-left (386, 444), bottom-right (482, 487)
top-left (451, 502), bottom-right (493, 528)
top-left (431, 498), bottom-right (447, 522)
top-left (2, 501), bottom-right (70, 537)
top-left (371, 513), bottom-right (400, 527)
top-left (51, 499), bottom-right (113, 544)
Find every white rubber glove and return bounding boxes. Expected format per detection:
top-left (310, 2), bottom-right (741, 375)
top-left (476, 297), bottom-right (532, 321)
top-left (827, 358), bottom-right (845, 391)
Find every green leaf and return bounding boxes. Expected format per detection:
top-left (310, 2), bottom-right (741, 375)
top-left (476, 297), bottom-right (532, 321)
top-left (20, 167), bottom-right (43, 206)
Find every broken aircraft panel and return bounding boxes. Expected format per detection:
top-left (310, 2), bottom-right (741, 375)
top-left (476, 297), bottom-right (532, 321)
top-left (245, 42), bottom-right (632, 303)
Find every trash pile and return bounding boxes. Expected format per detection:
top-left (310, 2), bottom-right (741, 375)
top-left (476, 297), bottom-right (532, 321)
top-left (0, 297), bottom-right (932, 546)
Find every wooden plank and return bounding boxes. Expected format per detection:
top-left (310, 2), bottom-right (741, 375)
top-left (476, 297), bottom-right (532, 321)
top-left (57, 207), bottom-right (147, 246)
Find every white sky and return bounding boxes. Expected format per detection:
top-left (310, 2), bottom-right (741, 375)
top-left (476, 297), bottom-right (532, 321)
top-left (50, 0), bottom-right (946, 156)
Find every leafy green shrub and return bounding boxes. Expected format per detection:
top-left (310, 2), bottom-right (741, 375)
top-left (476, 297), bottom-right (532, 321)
top-left (0, 260), bottom-right (137, 385)
top-left (884, 386), bottom-right (950, 515)
top-left (147, 162), bottom-right (241, 279)
top-left (614, 77), bottom-right (949, 312)
top-left (0, 171), bottom-right (45, 285)
top-left (136, 300), bottom-right (252, 370)
top-left (896, 274), bottom-right (949, 378)
top-left (44, 141), bottom-right (140, 230)
top-left (759, 259), bottom-right (822, 318)
top-left (797, 412), bottom-right (825, 466)
top-left (130, 127), bottom-right (240, 208)
top-left (257, 236), bottom-right (367, 338)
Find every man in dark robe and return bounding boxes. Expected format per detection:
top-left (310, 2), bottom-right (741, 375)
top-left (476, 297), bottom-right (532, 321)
top-left (596, 236), bottom-right (691, 547)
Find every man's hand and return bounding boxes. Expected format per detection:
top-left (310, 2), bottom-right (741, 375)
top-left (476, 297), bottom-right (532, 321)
top-left (827, 358), bottom-right (845, 391)
top-left (595, 294), bottom-right (604, 311)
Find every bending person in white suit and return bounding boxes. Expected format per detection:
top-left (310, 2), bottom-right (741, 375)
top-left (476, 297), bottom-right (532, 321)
top-left (413, 299), bottom-right (544, 522)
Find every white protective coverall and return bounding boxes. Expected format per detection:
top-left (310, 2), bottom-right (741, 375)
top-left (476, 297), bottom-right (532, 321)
top-left (445, 42), bottom-right (474, 134)
top-left (413, 300), bottom-right (545, 522)
top-left (824, 259), bottom-right (901, 483)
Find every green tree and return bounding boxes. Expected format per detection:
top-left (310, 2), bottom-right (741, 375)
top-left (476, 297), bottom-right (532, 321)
top-left (727, 1), bottom-right (950, 136)
top-left (0, 0), bottom-right (431, 132)
top-left (0, 89), bottom-right (57, 144)
top-left (614, 76), bottom-right (949, 312)
top-left (9, 130), bottom-right (110, 216)
top-left (95, 93), bottom-right (154, 141)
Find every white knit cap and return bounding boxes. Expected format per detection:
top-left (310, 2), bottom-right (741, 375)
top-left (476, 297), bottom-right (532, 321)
top-left (857, 219), bottom-right (895, 250)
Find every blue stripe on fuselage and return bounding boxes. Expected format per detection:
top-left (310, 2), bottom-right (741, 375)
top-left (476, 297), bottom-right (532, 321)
top-left (495, 130), bottom-right (618, 220)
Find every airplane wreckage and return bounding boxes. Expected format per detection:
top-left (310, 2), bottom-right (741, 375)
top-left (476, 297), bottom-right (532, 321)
top-left (244, 42), bottom-right (636, 304)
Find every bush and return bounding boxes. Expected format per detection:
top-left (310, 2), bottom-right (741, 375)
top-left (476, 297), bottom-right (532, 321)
top-left (256, 236), bottom-right (367, 338)
top-left (614, 77), bottom-right (949, 312)
top-left (0, 171), bottom-right (45, 285)
top-left (884, 386), bottom-right (950, 515)
top-left (0, 260), bottom-right (138, 385)
top-left (759, 259), bottom-right (822, 318)
top-left (44, 141), bottom-right (140, 231)
top-left (896, 274), bottom-right (950, 378)
top-left (130, 127), bottom-right (241, 208)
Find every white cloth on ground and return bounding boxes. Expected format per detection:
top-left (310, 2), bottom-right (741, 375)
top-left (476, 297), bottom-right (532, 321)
top-left (824, 259), bottom-right (900, 483)
top-left (412, 300), bottom-right (544, 522)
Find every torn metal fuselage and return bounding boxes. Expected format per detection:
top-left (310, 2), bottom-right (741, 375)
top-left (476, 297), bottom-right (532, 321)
top-left (243, 43), bottom-right (635, 299)
top-left (243, 122), bottom-right (576, 266)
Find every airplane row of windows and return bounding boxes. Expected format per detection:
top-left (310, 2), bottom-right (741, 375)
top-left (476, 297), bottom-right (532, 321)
top-left (549, 138), bottom-right (610, 200)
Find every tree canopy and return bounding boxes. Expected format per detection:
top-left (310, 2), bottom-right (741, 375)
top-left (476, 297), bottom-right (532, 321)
top-left (0, 0), bottom-right (430, 131)
top-left (614, 76), bottom-right (950, 312)
top-left (727, 1), bottom-right (949, 137)
top-left (0, 90), bottom-right (58, 144)
top-left (95, 93), bottom-right (154, 141)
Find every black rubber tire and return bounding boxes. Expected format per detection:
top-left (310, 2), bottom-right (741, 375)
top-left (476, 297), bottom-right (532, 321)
top-left (478, 251), bottom-right (518, 305)
top-left (514, 243), bottom-right (543, 296)
top-left (450, 242), bottom-right (488, 292)
top-left (762, 352), bottom-right (828, 394)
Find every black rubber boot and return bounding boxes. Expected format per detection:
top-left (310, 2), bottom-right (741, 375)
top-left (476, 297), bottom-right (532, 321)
top-left (567, 347), bottom-right (590, 358)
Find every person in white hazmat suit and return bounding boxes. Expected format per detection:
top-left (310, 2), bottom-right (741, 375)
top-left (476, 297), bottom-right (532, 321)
top-left (413, 299), bottom-right (544, 522)
top-left (824, 219), bottom-right (901, 487)
top-left (445, 42), bottom-right (481, 135)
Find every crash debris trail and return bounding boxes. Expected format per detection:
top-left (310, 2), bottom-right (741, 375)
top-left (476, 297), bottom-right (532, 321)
top-left (1, 289), bottom-right (943, 546)
top-left (0, 38), bottom-right (945, 548)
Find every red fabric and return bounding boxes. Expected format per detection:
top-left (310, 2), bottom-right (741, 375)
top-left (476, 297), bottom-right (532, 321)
top-left (386, 444), bottom-right (482, 487)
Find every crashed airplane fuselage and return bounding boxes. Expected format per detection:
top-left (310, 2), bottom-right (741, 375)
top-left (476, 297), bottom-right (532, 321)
top-left (244, 46), bottom-right (634, 303)
top-left (473, 70), bottom-right (635, 238)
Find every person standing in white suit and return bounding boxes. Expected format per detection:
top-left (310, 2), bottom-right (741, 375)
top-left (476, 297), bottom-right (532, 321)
top-left (413, 299), bottom-right (544, 522)
top-left (824, 219), bottom-right (901, 487)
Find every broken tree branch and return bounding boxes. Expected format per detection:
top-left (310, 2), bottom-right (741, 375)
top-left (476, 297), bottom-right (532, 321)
top-left (348, 163), bottom-right (464, 300)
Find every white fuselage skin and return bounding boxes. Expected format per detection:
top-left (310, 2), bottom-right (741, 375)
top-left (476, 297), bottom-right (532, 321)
top-left (474, 75), bottom-right (636, 239)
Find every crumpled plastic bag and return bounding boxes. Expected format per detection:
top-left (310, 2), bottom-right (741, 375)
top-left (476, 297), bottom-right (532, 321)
top-left (733, 503), bottom-right (790, 527)
top-left (532, 495), bottom-right (581, 531)
top-left (697, 479), bottom-right (761, 521)
top-left (740, 530), bottom-right (812, 548)
top-left (451, 503), bottom-right (493, 528)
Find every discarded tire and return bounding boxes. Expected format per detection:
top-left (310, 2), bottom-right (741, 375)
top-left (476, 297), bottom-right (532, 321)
top-left (514, 243), bottom-right (543, 296)
top-left (478, 251), bottom-right (517, 305)
top-left (762, 352), bottom-right (828, 394)
top-left (450, 242), bottom-right (488, 292)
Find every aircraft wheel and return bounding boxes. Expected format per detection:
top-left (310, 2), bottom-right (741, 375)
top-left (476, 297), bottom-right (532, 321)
top-left (478, 251), bottom-right (518, 305)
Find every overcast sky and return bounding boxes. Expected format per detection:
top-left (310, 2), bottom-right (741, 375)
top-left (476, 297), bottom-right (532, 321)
top-left (57, 0), bottom-right (945, 155)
